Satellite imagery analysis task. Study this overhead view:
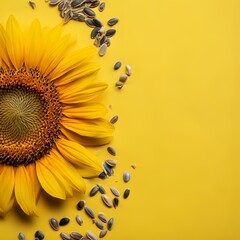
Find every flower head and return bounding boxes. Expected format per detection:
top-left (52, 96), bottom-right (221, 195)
top-left (0, 16), bottom-right (114, 216)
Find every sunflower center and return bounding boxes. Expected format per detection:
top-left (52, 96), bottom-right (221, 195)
top-left (0, 67), bottom-right (62, 166)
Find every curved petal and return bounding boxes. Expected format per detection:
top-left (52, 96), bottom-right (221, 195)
top-left (0, 25), bottom-right (11, 67)
top-left (36, 157), bottom-right (66, 199)
top-left (56, 138), bottom-right (103, 177)
top-left (5, 16), bottom-right (24, 69)
top-left (59, 82), bottom-right (108, 104)
top-left (62, 103), bottom-right (108, 119)
top-left (15, 165), bottom-right (38, 215)
top-left (0, 165), bottom-right (15, 216)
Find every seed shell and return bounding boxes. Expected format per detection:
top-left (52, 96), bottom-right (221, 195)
top-left (86, 230), bottom-right (98, 240)
top-left (77, 200), bottom-right (86, 210)
top-left (83, 7), bottom-right (96, 17)
top-left (85, 18), bottom-right (95, 28)
top-left (97, 184), bottom-right (106, 194)
top-left (114, 61), bottom-right (122, 70)
top-left (107, 217), bottom-right (114, 231)
top-left (123, 171), bottom-right (130, 182)
top-left (115, 81), bottom-right (124, 89)
top-left (119, 74), bottom-right (128, 83)
top-left (101, 194), bottom-right (113, 208)
top-left (89, 185), bottom-right (100, 196)
top-left (99, 229), bottom-right (108, 238)
top-left (60, 232), bottom-right (71, 240)
top-left (18, 232), bottom-right (26, 240)
top-left (59, 217), bottom-right (70, 226)
top-left (123, 188), bottom-right (130, 199)
top-left (110, 115), bottom-right (118, 124)
top-left (71, 0), bottom-right (85, 8)
top-left (98, 171), bottom-right (107, 179)
top-left (29, 1), bottom-right (36, 9)
top-left (110, 186), bottom-right (120, 197)
top-left (49, 218), bottom-right (59, 231)
top-left (125, 64), bottom-right (132, 76)
top-left (76, 215), bottom-right (83, 226)
top-left (113, 197), bottom-right (119, 208)
top-left (105, 29), bottom-right (116, 37)
top-left (98, 2), bottom-right (105, 11)
top-left (95, 220), bottom-right (104, 229)
top-left (35, 230), bottom-right (44, 240)
top-left (103, 162), bottom-right (114, 176)
top-left (70, 232), bottom-right (83, 240)
top-left (107, 146), bottom-right (116, 156)
top-left (105, 159), bottom-right (117, 167)
top-left (107, 18), bottom-right (119, 26)
top-left (90, 0), bottom-right (100, 8)
top-left (98, 212), bottom-right (107, 223)
top-left (92, 18), bottom-right (102, 27)
top-left (99, 43), bottom-right (107, 56)
top-left (85, 206), bottom-right (95, 219)
top-left (49, 0), bottom-right (60, 5)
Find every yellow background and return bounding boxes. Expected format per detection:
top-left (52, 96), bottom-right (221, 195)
top-left (1, 0), bottom-right (240, 239)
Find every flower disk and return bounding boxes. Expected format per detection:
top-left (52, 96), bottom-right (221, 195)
top-left (0, 67), bottom-right (61, 166)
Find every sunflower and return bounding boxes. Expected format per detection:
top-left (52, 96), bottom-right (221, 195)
top-left (0, 16), bottom-right (114, 216)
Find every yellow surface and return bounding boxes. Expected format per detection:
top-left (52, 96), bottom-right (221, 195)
top-left (1, 0), bottom-right (240, 239)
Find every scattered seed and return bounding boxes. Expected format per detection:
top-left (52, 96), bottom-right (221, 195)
top-left (95, 220), bottom-right (104, 229)
top-left (110, 186), bottom-right (120, 197)
top-left (131, 163), bottom-right (137, 169)
top-left (49, 218), bottom-right (59, 231)
top-left (110, 115), bottom-right (118, 124)
top-left (119, 74), bottom-right (128, 83)
top-left (77, 200), bottom-right (86, 210)
top-left (59, 217), bottom-right (70, 226)
top-left (99, 229), bottom-right (108, 238)
top-left (93, 18), bottom-right (102, 27)
top-left (123, 188), bottom-right (130, 199)
top-left (49, 0), bottom-right (60, 6)
top-left (107, 18), bottom-right (119, 26)
top-left (85, 18), bottom-right (96, 28)
top-left (105, 29), bottom-right (116, 37)
top-left (76, 215), bottom-right (83, 226)
top-left (123, 171), bottom-right (130, 182)
top-left (114, 61), bottom-right (122, 70)
top-left (85, 206), bottom-right (95, 219)
top-left (99, 43), bottom-right (107, 56)
top-left (101, 194), bottom-right (113, 208)
top-left (29, 1), bottom-right (36, 9)
top-left (98, 171), bottom-right (107, 179)
top-left (107, 146), bottom-right (116, 156)
top-left (60, 232), bottom-right (71, 240)
top-left (115, 81), bottom-right (124, 89)
top-left (107, 217), bottom-right (114, 231)
top-left (35, 230), bottom-right (45, 240)
top-left (71, 0), bottom-right (85, 8)
top-left (70, 231), bottom-right (83, 240)
top-left (105, 159), bottom-right (117, 168)
top-left (125, 64), bottom-right (132, 76)
top-left (113, 197), bottom-right (119, 208)
top-left (98, 212), bottom-right (107, 223)
top-left (89, 185), bottom-right (100, 196)
top-left (77, 13), bottom-right (86, 22)
top-left (97, 184), bottom-right (106, 194)
top-left (103, 162), bottom-right (114, 176)
top-left (99, 2), bottom-right (105, 12)
top-left (18, 232), bottom-right (26, 240)
top-left (83, 7), bottom-right (96, 18)
top-left (86, 231), bottom-right (98, 240)
top-left (99, 35), bottom-right (107, 46)
top-left (91, 0), bottom-right (100, 8)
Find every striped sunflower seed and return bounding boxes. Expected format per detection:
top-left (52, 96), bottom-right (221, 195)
top-left (18, 232), bottom-right (26, 240)
top-left (91, 27), bottom-right (101, 39)
top-left (77, 200), bottom-right (86, 210)
top-left (105, 29), bottom-right (116, 37)
top-left (86, 231), bottom-right (98, 240)
top-left (110, 186), bottom-right (120, 197)
top-left (95, 220), bottom-right (104, 229)
top-left (113, 197), bottom-right (119, 208)
top-left (85, 206), bottom-right (95, 219)
top-left (49, 218), bottom-right (59, 231)
top-left (99, 43), bottom-right (107, 56)
top-left (114, 61), bottom-right (122, 70)
top-left (85, 18), bottom-right (95, 27)
top-left (35, 230), bottom-right (44, 240)
top-left (99, 229), bottom-right (108, 238)
top-left (90, 0), bottom-right (100, 8)
top-left (89, 185), bottom-right (100, 196)
top-left (123, 171), bottom-right (130, 182)
top-left (107, 18), bottom-right (119, 26)
top-left (97, 184), bottom-right (106, 194)
top-left (60, 232), bottom-right (71, 240)
top-left (123, 188), bottom-right (130, 199)
top-left (70, 231), bottom-right (83, 240)
top-left (98, 2), bottom-right (105, 12)
top-left (103, 162), bottom-right (114, 176)
top-left (49, 0), bottom-right (60, 5)
top-left (71, 0), bottom-right (85, 8)
top-left (107, 217), bottom-right (114, 231)
top-left (98, 212), bottom-right (107, 223)
top-left (110, 115), bottom-right (118, 124)
top-left (59, 217), bottom-right (70, 226)
top-left (98, 171), bottom-right (107, 179)
top-left (83, 7), bottom-right (96, 17)
top-left (125, 64), bottom-right (132, 76)
top-left (105, 159), bottom-right (117, 167)
top-left (76, 215), bottom-right (83, 226)
top-left (92, 18), bottom-right (102, 27)
top-left (101, 194), bottom-right (113, 208)
top-left (107, 146), bottom-right (116, 156)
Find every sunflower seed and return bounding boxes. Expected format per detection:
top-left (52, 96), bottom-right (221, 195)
top-left (107, 18), bottom-right (119, 26)
top-left (125, 64), bottom-right (132, 76)
top-left (114, 61), bottom-right (122, 70)
top-left (113, 197), bottom-right (119, 208)
top-left (89, 185), bottom-right (100, 196)
top-left (77, 200), bottom-right (86, 210)
top-left (70, 232), bottom-right (83, 240)
top-left (99, 229), bottom-right (107, 238)
top-left (107, 217), bottom-right (114, 231)
top-left (58, 1), bottom-right (65, 11)
top-left (98, 171), bottom-right (107, 179)
top-left (77, 13), bottom-right (86, 22)
top-left (105, 37), bottom-right (111, 47)
top-left (105, 29), bottom-right (116, 37)
top-left (49, 218), bottom-right (59, 231)
top-left (123, 188), bottom-right (130, 199)
top-left (71, 0), bottom-right (85, 8)
top-left (91, 27), bottom-right (101, 39)
top-left (18, 232), bottom-right (26, 240)
top-left (101, 194), bottom-right (113, 208)
top-left (76, 215), bottom-right (83, 226)
top-left (123, 171), bottom-right (130, 182)
top-left (105, 159), bottom-right (117, 167)
top-left (93, 18), bottom-right (102, 27)
top-left (97, 184), bottom-right (106, 194)
top-left (103, 162), bottom-right (114, 176)
top-left (60, 232), bottom-right (71, 240)
top-left (83, 7), bottom-right (96, 17)
top-left (110, 115), bottom-right (118, 124)
top-left (119, 74), bottom-right (128, 83)
top-left (35, 230), bottom-right (45, 240)
top-left (99, 43), bottom-right (107, 56)
top-left (49, 0), bottom-right (60, 5)
top-left (29, 1), bottom-right (36, 9)
top-left (86, 231), bottom-right (98, 240)
top-left (99, 35), bottom-right (107, 46)
top-left (110, 186), bottom-right (120, 197)
top-left (85, 206), bottom-right (95, 219)
top-left (64, 10), bottom-right (73, 23)
top-left (115, 81), bottom-right (124, 89)
top-left (98, 212), bottom-right (107, 223)
top-left (90, 0), bottom-right (100, 8)
top-left (59, 217), bottom-right (70, 226)
top-left (98, 2), bottom-right (105, 11)
top-left (95, 220), bottom-right (104, 229)
top-left (107, 146), bottom-right (116, 156)
top-left (85, 18), bottom-right (95, 27)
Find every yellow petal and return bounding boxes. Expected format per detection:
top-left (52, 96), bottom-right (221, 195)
top-left (15, 165), bottom-right (38, 215)
top-left (61, 117), bottom-right (114, 139)
top-left (0, 25), bottom-right (11, 67)
top-left (5, 16), bottom-right (24, 69)
top-left (50, 46), bottom-right (97, 81)
top-left (36, 158), bottom-right (66, 199)
top-left (0, 165), bottom-right (15, 216)
top-left (59, 82), bottom-right (108, 104)
top-left (63, 103), bottom-right (108, 119)
top-left (56, 138), bottom-right (103, 177)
